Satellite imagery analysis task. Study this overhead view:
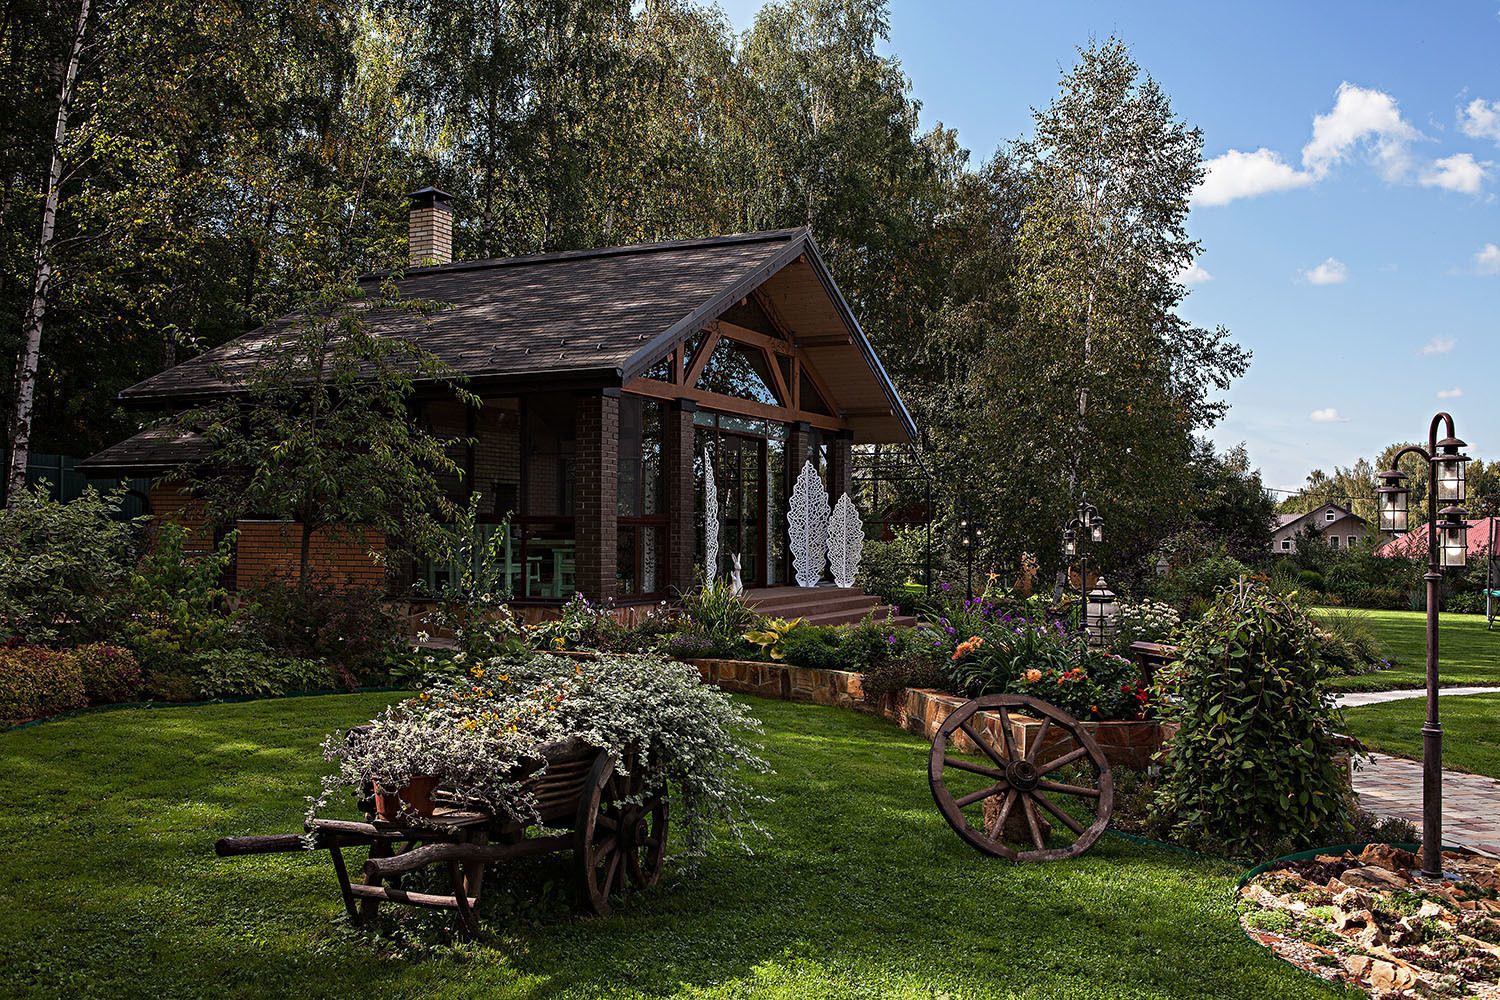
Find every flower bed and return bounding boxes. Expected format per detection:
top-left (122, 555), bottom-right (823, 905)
top-left (688, 655), bottom-right (1170, 770)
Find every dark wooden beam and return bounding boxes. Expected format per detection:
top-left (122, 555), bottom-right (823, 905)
top-left (622, 378), bottom-right (846, 432)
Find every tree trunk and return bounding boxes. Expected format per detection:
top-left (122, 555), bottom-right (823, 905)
top-left (6, 0), bottom-right (90, 506)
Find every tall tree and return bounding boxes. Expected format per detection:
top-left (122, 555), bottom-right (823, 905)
top-left (5, 0), bottom-right (89, 503)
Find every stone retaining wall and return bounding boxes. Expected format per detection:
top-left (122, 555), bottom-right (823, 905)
top-left (688, 656), bottom-right (1168, 770)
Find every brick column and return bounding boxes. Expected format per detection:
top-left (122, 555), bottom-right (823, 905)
top-left (828, 430), bottom-right (853, 503)
top-left (574, 390), bottom-right (620, 601)
top-left (786, 421), bottom-right (812, 490)
top-left (665, 399), bottom-right (697, 592)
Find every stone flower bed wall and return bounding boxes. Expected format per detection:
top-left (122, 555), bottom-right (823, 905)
top-left (687, 656), bottom-right (1169, 770)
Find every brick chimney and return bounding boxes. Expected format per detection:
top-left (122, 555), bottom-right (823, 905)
top-left (408, 186), bottom-right (453, 267)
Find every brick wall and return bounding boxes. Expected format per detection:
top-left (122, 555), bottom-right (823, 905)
top-left (234, 520), bottom-right (387, 592)
top-left (665, 400), bottom-right (696, 589)
top-left (827, 431), bottom-right (853, 502)
top-left (148, 481), bottom-right (213, 555)
top-left (574, 391), bottom-right (619, 600)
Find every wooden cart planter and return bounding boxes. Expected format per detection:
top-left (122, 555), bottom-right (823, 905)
top-left (214, 734), bottom-right (668, 938)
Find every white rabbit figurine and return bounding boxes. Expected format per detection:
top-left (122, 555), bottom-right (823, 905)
top-left (729, 554), bottom-right (743, 596)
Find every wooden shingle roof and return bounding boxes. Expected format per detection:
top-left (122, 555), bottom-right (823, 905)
top-left (77, 425), bottom-right (209, 474)
top-left (119, 229), bottom-right (812, 407)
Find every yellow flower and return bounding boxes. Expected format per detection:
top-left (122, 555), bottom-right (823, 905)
top-left (470, 666), bottom-right (485, 678)
top-left (419, 692), bottom-right (429, 701)
top-left (553, 637), bottom-right (565, 650)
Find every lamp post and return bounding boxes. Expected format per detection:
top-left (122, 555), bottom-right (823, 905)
top-left (960, 520), bottom-right (982, 600)
top-left (1377, 412), bottom-right (1471, 879)
top-left (1062, 493), bottom-right (1104, 635)
top-left (1086, 578), bottom-right (1119, 646)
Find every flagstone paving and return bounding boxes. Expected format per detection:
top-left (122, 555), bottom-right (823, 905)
top-left (1335, 685), bottom-right (1498, 708)
top-left (1352, 752), bottom-right (1500, 856)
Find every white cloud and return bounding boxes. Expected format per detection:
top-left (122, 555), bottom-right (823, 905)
top-left (1437, 387), bottom-right (1464, 399)
top-left (1459, 98), bottom-right (1500, 143)
top-left (1419, 153), bottom-right (1489, 194)
top-left (1303, 257), bottom-right (1348, 285)
top-left (1178, 261), bottom-right (1213, 285)
top-left (1421, 336), bottom-right (1457, 355)
top-left (1194, 148), bottom-right (1315, 206)
top-left (1309, 408), bottom-right (1349, 423)
top-left (1302, 83), bottom-right (1420, 181)
top-left (1477, 243), bottom-right (1500, 275)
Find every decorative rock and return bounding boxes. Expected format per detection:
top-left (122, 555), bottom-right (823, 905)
top-left (1367, 959), bottom-right (1417, 992)
top-left (1333, 887), bottom-right (1372, 911)
top-left (1340, 865), bottom-right (1410, 893)
top-left (1353, 923), bottom-right (1389, 950)
top-left (1358, 843), bottom-right (1419, 873)
top-left (1343, 955), bottom-right (1373, 979)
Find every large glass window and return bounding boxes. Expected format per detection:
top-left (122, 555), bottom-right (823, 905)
top-left (617, 396), bottom-right (667, 597)
top-left (694, 416), bottom-right (771, 588)
top-left (697, 339), bottom-right (783, 406)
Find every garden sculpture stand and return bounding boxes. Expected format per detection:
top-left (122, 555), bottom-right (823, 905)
top-left (928, 695), bottom-right (1113, 862)
top-left (214, 735), bottom-right (667, 939)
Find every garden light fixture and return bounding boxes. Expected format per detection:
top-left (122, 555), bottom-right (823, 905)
top-left (1085, 578), bottom-right (1118, 645)
top-left (1062, 492), bottom-right (1105, 642)
top-left (1376, 469), bottom-right (1410, 534)
top-left (1379, 412), bottom-right (1470, 880)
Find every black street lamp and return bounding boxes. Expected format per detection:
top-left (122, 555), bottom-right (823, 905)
top-left (1062, 493), bottom-right (1104, 638)
top-left (1378, 412), bottom-right (1471, 879)
top-left (960, 519), bottom-right (983, 601)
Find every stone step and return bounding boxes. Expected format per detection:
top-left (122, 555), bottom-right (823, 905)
top-left (750, 594), bottom-right (881, 618)
top-left (801, 606), bottom-right (916, 628)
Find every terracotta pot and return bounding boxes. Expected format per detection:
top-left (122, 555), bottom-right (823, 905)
top-left (375, 774), bottom-right (439, 820)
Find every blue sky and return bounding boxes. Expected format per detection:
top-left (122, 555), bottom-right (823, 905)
top-left (718, 0), bottom-right (1500, 493)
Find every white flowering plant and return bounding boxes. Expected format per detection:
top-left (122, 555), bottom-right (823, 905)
top-left (1111, 599), bottom-right (1181, 652)
top-left (307, 651), bottom-right (769, 856)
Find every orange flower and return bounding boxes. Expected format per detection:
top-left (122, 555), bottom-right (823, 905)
top-left (1024, 668), bottom-right (1042, 683)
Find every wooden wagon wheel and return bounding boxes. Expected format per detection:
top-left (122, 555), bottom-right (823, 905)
top-left (619, 768), bottom-right (669, 890)
top-left (928, 694), bottom-right (1113, 862)
top-left (576, 752), bottom-right (625, 916)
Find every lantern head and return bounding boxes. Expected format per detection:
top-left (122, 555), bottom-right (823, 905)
top-left (1434, 438), bottom-right (1469, 504)
top-left (1063, 528), bottom-right (1078, 557)
top-left (1376, 468), bottom-right (1410, 534)
top-left (1089, 515), bottom-right (1104, 544)
top-left (1438, 506), bottom-right (1469, 567)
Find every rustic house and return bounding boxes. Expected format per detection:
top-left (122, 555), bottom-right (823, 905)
top-left (82, 189), bottom-right (918, 615)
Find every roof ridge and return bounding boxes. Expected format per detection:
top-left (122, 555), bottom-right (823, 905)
top-left (361, 227), bottom-right (809, 281)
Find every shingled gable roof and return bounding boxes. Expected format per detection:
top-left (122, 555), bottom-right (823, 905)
top-left (112, 227), bottom-right (916, 442)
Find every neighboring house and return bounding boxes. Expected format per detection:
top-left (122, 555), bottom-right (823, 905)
top-left (1270, 502), bottom-right (1376, 555)
top-left (81, 189), bottom-right (918, 610)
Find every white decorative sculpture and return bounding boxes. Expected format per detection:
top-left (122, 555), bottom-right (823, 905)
top-left (788, 460), bottom-right (831, 587)
top-left (729, 554), bottom-right (743, 596)
top-left (826, 493), bottom-right (864, 589)
top-left (703, 449), bottom-right (720, 583)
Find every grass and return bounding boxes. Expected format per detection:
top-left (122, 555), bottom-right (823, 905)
top-left (1342, 692), bottom-right (1500, 780)
top-left (0, 693), bottom-right (1360, 1000)
top-left (1319, 608), bottom-right (1498, 691)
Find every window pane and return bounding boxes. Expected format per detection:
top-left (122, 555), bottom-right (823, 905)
top-left (697, 339), bottom-right (781, 405)
top-left (523, 527), bottom-right (575, 599)
top-left (524, 395), bottom-right (576, 517)
top-left (618, 397), bottom-right (643, 517)
top-left (642, 400), bottom-right (663, 515)
top-left (616, 527), bottom-right (637, 596)
top-left (477, 397), bottom-right (520, 517)
top-left (799, 369), bottom-right (832, 415)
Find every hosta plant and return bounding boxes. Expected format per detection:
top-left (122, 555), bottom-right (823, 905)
top-left (742, 617), bottom-right (804, 660)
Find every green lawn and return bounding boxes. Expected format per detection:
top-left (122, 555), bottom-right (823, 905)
top-left (1321, 608), bottom-right (1498, 691)
top-left (1342, 691), bottom-right (1500, 780)
top-left (0, 693), bottom-right (1357, 1000)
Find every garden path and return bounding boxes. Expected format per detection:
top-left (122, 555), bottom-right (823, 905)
top-left (1352, 753), bottom-right (1500, 856)
top-left (1336, 686), bottom-right (1498, 708)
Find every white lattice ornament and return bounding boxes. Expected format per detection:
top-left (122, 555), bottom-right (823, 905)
top-left (703, 449), bottom-right (720, 583)
top-left (788, 460), bottom-right (830, 587)
top-left (827, 493), bottom-right (864, 589)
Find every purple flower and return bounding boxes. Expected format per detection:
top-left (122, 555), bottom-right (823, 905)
top-left (941, 583), bottom-right (950, 592)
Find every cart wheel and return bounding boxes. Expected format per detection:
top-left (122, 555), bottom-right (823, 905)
top-left (622, 775), bottom-right (669, 890)
top-left (928, 694), bottom-right (1113, 862)
top-left (576, 752), bottom-right (624, 916)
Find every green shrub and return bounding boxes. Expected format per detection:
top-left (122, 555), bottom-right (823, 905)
top-left (120, 523), bottom-right (246, 680)
top-left (860, 656), bottom-right (948, 705)
top-left (1243, 908), bottom-right (1292, 932)
top-left (1152, 583), bottom-right (1352, 860)
top-left (1154, 554), bottom-right (1251, 614)
top-left (0, 487), bottom-right (137, 643)
top-left (184, 648), bottom-right (332, 699)
top-left (0, 645), bottom-right (86, 720)
top-left (679, 581), bottom-right (758, 657)
top-left (245, 580), bottom-right (403, 684)
top-left (837, 613), bottom-right (905, 671)
top-left (1298, 569), bottom-right (1325, 591)
top-left (780, 624), bottom-right (845, 671)
top-left (74, 643), bottom-right (143, 703)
